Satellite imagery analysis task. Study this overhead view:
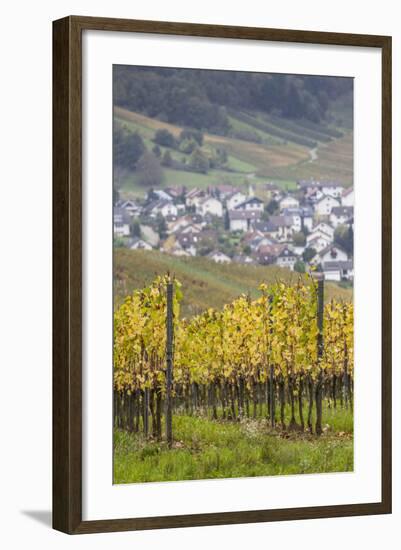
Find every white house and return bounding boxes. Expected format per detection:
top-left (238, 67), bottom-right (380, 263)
top-left (229, 210), bottom-right (261, 232)
top-left (282, 208), bottom-right (302, 233)
top-left (311, 222), bottom-right (335, 241)
top-left (196, 196), bottom-right (223, 218)
top-left (118, 199), bottom-right (142, 218)
top-left (179, 223), bottom-right (202, 235)
top-left (145, 200), bottom-right (178, 218)
top-left (293, 245), bottom-right (306, 257)
top-left (318, 244), bottom-right (349, 264)
top-left (151, 189), bottom-right (174, 202)
top-left (329, 206), bottom-right (354, 228)
top-left (129, 238), bottom-right (152, 251)
top-left (176, 231), bottom-right (198, 256)
top-left (168, 215), bottom-right (203, 234)
top-left (279, 195), bottom-right (300, 210)
top-left (168, 217), bottom-right (190, 234)
top-left (282, 207), bottom-right (314, 233)
top-left (320, 182), bottom-right (344, 199)
top-left (235, 197), bottom-right (264, 213)
top-left (323, 260), bottom-right (354, 282)
top-left (207, 250), bottom-right (232, 264)
top-left (314, 195), bottom-right (340, 216)
top-left (301, 207), bottom-right (314, 231)
top-left (275, 246), bottom-right (298, 271)
top-left (341, 187), bottom-right (354, 207)
top-left (306, 235), bottom-right (331, 253)
top-left (185, 188), bottom-right (204, 208)
top-left (249, 236), bottom-right (276, 252)
top-left (269, 215), bottom-right (294, 241)
top-left (113, 207), bottom-right (131, 237)
top-left (226, 191), bottom-right (247, 211)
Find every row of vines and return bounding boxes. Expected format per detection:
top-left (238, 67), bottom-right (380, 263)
top-left (114, 275), bottom-right (353, 445)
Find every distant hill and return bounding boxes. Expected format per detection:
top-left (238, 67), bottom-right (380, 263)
top-left (114, 249), bottom-right (353, 318)
top-left (114, 66), bottom-right (352, 132)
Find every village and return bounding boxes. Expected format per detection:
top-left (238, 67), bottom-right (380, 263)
top-left (114, 179), bottom-right (354, 284)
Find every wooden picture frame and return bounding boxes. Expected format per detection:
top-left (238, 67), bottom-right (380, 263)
top-left (53, 15), bottom-right (392, 534)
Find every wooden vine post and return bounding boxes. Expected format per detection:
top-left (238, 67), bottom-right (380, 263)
top-left (268, 294), bottom-right (275, 428)
top-left (315, 273), bottom-right (325, 436)
top-left (143, 389), bottom-right (149, 437)
top-left (166, 280), bottom-right (174, 447)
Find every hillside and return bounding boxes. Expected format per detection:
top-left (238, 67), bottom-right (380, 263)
top-left (114, 105), bottom-right (353, 201)
top-left (114, 249), bottom-right (353, 318)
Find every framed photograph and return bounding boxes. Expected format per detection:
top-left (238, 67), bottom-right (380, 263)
top-left (53, 16), bottom-right (392, 534)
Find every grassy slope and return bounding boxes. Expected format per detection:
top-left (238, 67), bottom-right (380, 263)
top-left (114, 249), bottom-right (352, 317)
top-left (115, 106), bottom-right (353, 198)
top-left (115, 106), bottom-right (309, 196)
top-left (114, 404), bottom-right (353, 483)
top-left (115, 105), bottom-right (308, 166)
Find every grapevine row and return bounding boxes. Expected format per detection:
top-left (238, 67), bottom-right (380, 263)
top-left (114, 275), bottom-right (353, 441)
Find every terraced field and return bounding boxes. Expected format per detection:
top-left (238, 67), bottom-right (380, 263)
top-left (115, 105), bottom-right (353, 198)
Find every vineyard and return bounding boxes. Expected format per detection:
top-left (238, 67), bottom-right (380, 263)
top-left (114, 275), bottom-right (353, 451)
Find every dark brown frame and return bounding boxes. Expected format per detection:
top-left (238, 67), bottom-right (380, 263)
top-left (53, 15), bottom-right (392, 534)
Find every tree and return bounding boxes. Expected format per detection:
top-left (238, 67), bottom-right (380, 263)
top-left (303, 247), bottom-right (316, 263)
top-left (130, 220), bottom-right (141, 238)
top-left (152, 144), bottom-right (162, 158)
top-left (156, 214), bottom-right (168, 240)
top-left (179, 138), bottom-right (197, 154)
top-left (161, 150), bottom-right (173, 167)
top-left (209, 147), bottom-right (228, 168)
top-left (189, 148), bottom-right (209, 174)
top-left (113, 236), bottom-right (126, 248)
top-left (294, 260), bottom-right (306, 273)
top-left (114, 126), bottom-right (146, 170)
top-left (125, 132), bottom-right (146, 169)
top-left (293, 231), bottom-right (306, 246)
top-left (224, 209), bottom-right (230, 231)
top-left (136, 152), bottom-right (165, 188)
top-left (266, 199), bottom-right (279, 215)
top-left (179, 128), bottom-right (204, 146)
top-left (334, 224), bottom-right (353, 256)
top-left (154, 129), bottom-right (177, 148)
top-left (113, 66), bottom-right (352, 130)
top-left (113, 187), bottom-right (120, 205)
top-left (198, 237), bottom-right (215, 256)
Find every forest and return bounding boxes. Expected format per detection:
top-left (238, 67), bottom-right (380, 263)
top-left (113, 66), bottom-right (353, 134)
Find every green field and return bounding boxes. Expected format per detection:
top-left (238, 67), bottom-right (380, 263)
top-left (114, 249), bottom-right (353, 317)
top-left (114, 404), bottom-right (353, 483)
top-left (114, 106), bottom-right (353, 200)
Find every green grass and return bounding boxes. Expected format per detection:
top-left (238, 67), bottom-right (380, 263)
top-left (114, 249), bottom-right (353, 317)
top-left (114, 405), bottom-right (353, 483)
top-left (226, 155), bottom-right (257, 173)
